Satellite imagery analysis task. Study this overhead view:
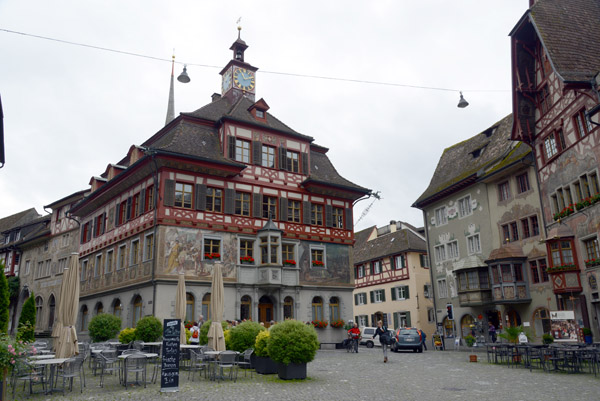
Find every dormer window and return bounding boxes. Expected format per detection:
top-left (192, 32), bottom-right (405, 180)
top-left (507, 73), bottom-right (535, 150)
top-left (256, 110), bottom-right (264, 119)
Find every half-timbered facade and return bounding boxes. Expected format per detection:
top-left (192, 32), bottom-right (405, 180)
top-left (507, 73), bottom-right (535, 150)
top-left (414, 115), bottom-right (555, 343)
top-left (352, 221), bottom-right (434, 337)
top-left (70, 33), bottom-right (369, 342)
top-left (510, 0), bottom-right (600, 337)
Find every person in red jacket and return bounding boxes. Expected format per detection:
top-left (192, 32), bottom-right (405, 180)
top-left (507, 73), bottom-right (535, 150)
top-left (348, 323), bottom-right (361, 353)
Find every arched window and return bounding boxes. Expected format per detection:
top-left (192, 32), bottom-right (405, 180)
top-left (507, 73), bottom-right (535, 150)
top-left (202, 293), bottom-right (211, 321)
top-left (80, 305), bottom-right (89, 331)
top-left (186, 293), bottom-right (195, 323)
top-left (113, 299), bottom-right (122, 319)
top-left (311, 296), bottom-right (323, 321)
top-left (283, 296), bottom-right (294, 319)
top-left (132, 295), bottom-right (143, 327)
top-left (95, 302), bottom-right (104, 315)
top-left (240, 295), bottom-right (251, 320)
top-left (35, 296), bottom-right (43, 329)
top-left (329, 297), bottom-right (340, 321)
top-left (48, 295), bottom-right (56, 331)
top-left (533, 307), bottom-right (551, 337)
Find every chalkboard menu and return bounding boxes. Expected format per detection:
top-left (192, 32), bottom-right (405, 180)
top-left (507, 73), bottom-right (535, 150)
top-left (160, 319), bottom-right (180, 392)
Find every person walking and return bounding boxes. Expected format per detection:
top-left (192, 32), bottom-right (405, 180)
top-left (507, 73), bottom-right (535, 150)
top-left (373, 320), bottom-right (390, 363)
top-left (420, 330), bottom-right (427, 351)
top-left (348, 323), bottom-right (361, 353)
top-left (189, 322), bottom-right (200, 345)
top-left (488, 322), bottom-right (497, 343)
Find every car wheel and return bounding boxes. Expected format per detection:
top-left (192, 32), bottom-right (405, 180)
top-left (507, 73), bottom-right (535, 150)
top-left (412, 348), bottom-right (418, 353)
top-left (366, 341), bottom-right (374, 348)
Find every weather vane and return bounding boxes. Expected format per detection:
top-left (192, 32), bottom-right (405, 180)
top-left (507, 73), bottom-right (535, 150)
top-left (236, 17), bottom-right (242, 37)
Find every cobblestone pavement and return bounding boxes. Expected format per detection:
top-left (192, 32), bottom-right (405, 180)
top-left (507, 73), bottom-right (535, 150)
top-left (12, 347), bottom-right (600, 401)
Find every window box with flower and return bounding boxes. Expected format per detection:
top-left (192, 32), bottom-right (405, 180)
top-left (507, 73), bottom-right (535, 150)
top-left (283, 260), bottom-right (296, 267)
top-left (204, 253), bottom-right (221, 260)
top-left (553, 204), bottom-right (575, 221)
top-left (546, 263), bottom-right (578, 274)
top-left (240, 256), bottom-right (255, 264)
top-left (586, 259), bottom-right (600, 268)
top-left (311, 320), bottom-right (328, 329)
top-left (330, 319), bottom-right (345, 328)
top-left (312, 260), bottom-right (324, 267)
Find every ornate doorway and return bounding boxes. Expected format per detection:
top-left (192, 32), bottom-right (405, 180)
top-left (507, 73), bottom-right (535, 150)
top-left (258, 295), bottom-right (274, 327)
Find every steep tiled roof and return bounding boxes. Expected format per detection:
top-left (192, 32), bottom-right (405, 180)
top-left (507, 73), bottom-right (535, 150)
top-left (182, 96), bottom-right (313, 141)
top-left (0, 208), bottom-right (40, 234)
top-left (413, 115), bottom-right (525, 207)
top-left (352, 226), bottom-right (426, 265)
top-left (529, 0), bottom-right (600, 82)
top-left (307, 150), bottom-right (369, 193)
top-left (148, 120), bottom-right (244, 167)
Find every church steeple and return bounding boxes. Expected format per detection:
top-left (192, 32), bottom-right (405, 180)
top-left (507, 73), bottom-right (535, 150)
top-left (220, 26), bottom-right (258, 104)
top-left (165, 55), bottom-right (175, 126)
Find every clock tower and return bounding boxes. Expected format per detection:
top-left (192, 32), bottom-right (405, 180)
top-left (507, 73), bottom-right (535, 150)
top-left (220, 27), bottom-right (258, 103)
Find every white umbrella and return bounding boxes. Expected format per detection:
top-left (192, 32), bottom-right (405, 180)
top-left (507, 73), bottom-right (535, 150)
top-left (207, 264), bottom-right (225, 351)
top-left (175, 272), bottom-right (187, 344)
top-left (55, 253), bottom-right (80, 358)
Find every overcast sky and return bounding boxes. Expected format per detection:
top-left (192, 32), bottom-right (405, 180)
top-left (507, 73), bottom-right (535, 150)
top-left (0, 1), bottom-right (527, 231)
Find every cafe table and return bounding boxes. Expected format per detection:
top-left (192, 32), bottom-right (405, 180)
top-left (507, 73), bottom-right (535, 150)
top-left (31, 358), bottom-right (70, 394)
top-left (29, 354), bottom-right (56, 360)
top-left (118, 353), bottom-right (158, 386)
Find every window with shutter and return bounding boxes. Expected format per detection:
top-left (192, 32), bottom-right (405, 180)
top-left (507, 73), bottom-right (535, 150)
top-left (224, 189), bottom-right (236, 214)
top-left (278, 147), bottom-right (287, 170)
top-left (370, 291), bottom-right (374, 303)
top-left (354, 294), bottom-right (358, 305)
top-left (302, 201), bottom-right (311, 225)
top-left (406, 312), bottom-right (411, 328)
top-left (279, 198), bottom-right (288, 221)
top-left (164, 180), bottom-right (175, 207)
top-left (139, 189), bottom-right (146, 214)
top-left (345, 208), bottom-right (353, 231)
top-left (325, 205), bottom-right (333, 227)
top-left (228, 136), bottom-right (236, 159)
top-left (253, 193), bottom-right (262, 218)
top-left (301, 153), bottom-right (308, 175)
top-left (195, 184), bottom-right (207, 211)
top-left (252, 141), bottom-right (262, 165)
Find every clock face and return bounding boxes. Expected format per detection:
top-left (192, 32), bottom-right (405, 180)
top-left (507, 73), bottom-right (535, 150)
top-left (233, 68), bottom-right (255, 91)
top-left (222, 69), bottom-right (232, 93)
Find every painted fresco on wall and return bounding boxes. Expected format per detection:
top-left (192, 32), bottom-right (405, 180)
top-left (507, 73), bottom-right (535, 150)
top-left (299, 243), bottom-right (351, 284)
top-left (162, 227), bottom-right (236, 279)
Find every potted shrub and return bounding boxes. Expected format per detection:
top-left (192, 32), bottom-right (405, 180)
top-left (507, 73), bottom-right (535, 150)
top-left (88, 313), bottom-right (122, 342)
top-left (118, 327), bottom-right (136, 344)
top-left (134, 316), bottom-right (163, 342)
top-left (267, 319), bottom-right (319, 380)
top-left (542, 333), bottom-right (554, 345)
top-left (228, 321), bottom-right (265, 352)
top-left (464, 335), bottom-right (476, 347)
top-left (198, 320), bottom-right (228, 345)
top-left (253, 330), bottom-right (277, 374)
top-left (582, 327), bottom-right (593, 345)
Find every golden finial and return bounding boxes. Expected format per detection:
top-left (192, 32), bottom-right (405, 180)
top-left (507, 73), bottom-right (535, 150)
top-left (237, 17), bottom-right (242, 38)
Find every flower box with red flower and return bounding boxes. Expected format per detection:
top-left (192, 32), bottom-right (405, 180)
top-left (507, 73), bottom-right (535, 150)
top-left (204, 252), bottom-right (221, 260)
top-left (330, 319), bottom-right (345, 328)
top-left (311, 260), bottom-right (324, 267)
top-left (546, 263), bottom-right (578, 274)
top-left (283, 260), bottom-right (296, 266)
top-left (240, 256), bottom-right (255, 264)
top-left (553, 205), bottom-right (575, 221)
top-left (586, 259), bottom-right (600, 268)
top-left (311, 320), bottom-right (328, 329)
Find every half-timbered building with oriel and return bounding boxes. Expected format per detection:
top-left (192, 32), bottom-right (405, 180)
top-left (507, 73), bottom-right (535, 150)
top-left (69, 32), bottom-right (369, 342)
top-left (510, 0), bottom-right (600, 337)
top-left (414, 115), bottom-right (555, 344)
top-left (352, 221), bottom-right (435, 337)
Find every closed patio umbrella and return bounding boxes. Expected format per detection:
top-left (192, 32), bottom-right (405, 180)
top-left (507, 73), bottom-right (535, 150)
top-left (175, 272), bottom-right (187, 344)
top-left (55, 253), bottom-right (80, 358)
top-left (51, 265), bottom-right (70, 338)
top-left (207, 264), bottom-right (225, 351)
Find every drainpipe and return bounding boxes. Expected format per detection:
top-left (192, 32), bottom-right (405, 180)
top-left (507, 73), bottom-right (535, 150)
top-left (421, 209), bottom-right (439, 334)
top-left (145, 148), bottom-right (160, 317)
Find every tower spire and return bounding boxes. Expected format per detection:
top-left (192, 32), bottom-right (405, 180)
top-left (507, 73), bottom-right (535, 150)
top-left (165, 53), bottom-right (175, 126)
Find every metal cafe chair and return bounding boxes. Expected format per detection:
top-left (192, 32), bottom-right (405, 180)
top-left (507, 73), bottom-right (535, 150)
top-left (56, 357), bottom-right (85, 395)
top-left (123, 354), bottom-right (147, 388)
top-left (97, 350), bottom-right (120, 387)
top-left (188, 349), bottom-right (209, 381)
top-left (11, 358), bottom-right (46, 398)
top-left (237, 348), bottom-right (254, 378)
top-left (216, 351), bottom-right (238, 382)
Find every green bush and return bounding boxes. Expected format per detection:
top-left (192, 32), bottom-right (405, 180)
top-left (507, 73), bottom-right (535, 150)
top-left (119, 328), bottom-right (136, 344)
top-left (542, 333), bottom-right (554, 344)
top-left (199, 320), bottom-right (228, 345)
top-left (224, 329), bottom-right (231, 349)
top-left (17, 294), bottom-right (36, 342)
top-left (267, 320), bottom-right (319, 365)
top-left (7, 276), bottom-right (19, 301)
top-left (88, 313), bottom-right (122, 342)
top-left (185, 328), bottom-right (191, 344)
top-left (582, 327), bottom-right (592, 336)
top-left (464, 335), bottom-right (476, 347)
top-left (254, 330), bottom-right (270, 357)
top-left (0, 267), bottom-right (10, 334)
top-left (228, 321), bottom-right (265, 352)
top-left (134, 316), bottom-right (162, 342)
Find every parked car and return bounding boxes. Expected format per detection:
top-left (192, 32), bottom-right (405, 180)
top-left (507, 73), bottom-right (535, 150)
top-left (392, 328), bottom-right (423, 353)
top-left (359, 327), bottom-right (396, 348)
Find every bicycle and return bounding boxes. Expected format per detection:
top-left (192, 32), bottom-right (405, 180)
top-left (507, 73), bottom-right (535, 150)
top-left (345, 334), bottom-right (360, 353)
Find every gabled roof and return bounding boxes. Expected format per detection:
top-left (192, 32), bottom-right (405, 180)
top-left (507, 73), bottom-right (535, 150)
top-left (413, 115), bottom-right (525, 208)
top-left (352, 226), bottom-right (426, 265)
top-left (304, 150), bottom-right (370, 196)
top-left (0, 208), bottom-right (40, 235)
top-left (512, 0), bottom-right (600, 82)
top-left (182, 95), bottom-right (313, 141)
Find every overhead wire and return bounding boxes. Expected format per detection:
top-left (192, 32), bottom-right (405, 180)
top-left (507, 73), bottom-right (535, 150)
top-left (0, 27), bottom-right (508, 93)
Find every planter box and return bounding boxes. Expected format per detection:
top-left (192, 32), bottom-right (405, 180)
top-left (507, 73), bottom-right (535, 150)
top-left (277, 362), bottom-right (307, 380)
top-left (253, 355), bottom-right (278, 374)
top-left (469, 355), bottom-right (477, 363)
